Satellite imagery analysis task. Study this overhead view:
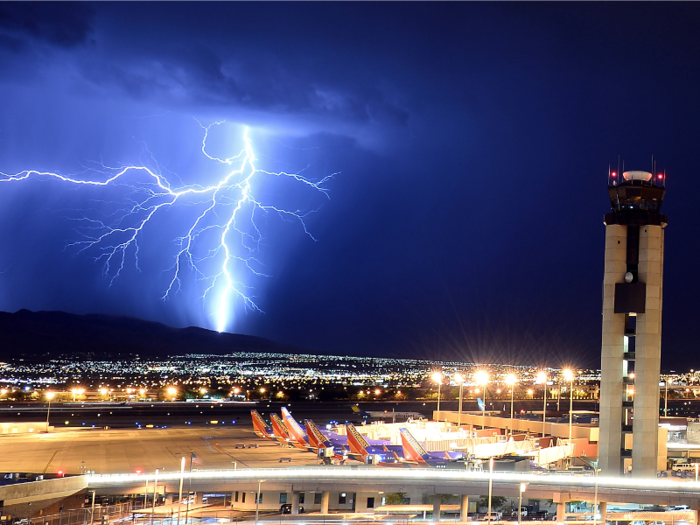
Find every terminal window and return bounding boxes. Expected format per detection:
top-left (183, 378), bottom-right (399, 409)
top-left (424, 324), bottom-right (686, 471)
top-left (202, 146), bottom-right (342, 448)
top-left (367, 497), bottom-right (375, 508)
top-left (314, 493), bottom-right (322, 505)
top-left (280, 494), bottom-right (287, 504)
top-left (339, 493), bottom-right (347, 504)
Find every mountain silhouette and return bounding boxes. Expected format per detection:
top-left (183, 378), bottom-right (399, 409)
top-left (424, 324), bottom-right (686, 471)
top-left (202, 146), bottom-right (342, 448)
top-left (0, 309), bottom-right (313, 362)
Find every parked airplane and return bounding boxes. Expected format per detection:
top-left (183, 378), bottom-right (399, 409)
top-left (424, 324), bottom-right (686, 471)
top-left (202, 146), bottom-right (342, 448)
top-left (398, 427), bottom-right (463, 467)
top-left (251, 409), bottom-right (275, 439)
top-left (270, 413), bottom-right (291, 440)
top-left (345, 422), bottom-right (404, 460)
top-left (303, 419), bottom-right (354, 462)
top-left (280, 407), bottom-right (309, 443)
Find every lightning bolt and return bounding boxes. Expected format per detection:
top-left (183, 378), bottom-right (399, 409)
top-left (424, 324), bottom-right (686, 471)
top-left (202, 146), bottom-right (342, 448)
top-left (0, 121), bottom-right (336, 333)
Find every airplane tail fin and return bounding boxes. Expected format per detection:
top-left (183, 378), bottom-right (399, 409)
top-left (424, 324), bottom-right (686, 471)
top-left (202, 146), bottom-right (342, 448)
top-left (399, 427), bottom-right (429, 463)
top-left (346, 422), bottom-right (372, 455)
top-left (305, 419), bottom-right (333, 449)
top-left (270, 414), bottom-right (291, 440)
top-left (251, 410), bottom-right (274, 438)
top-left (281, 407), bottom-right (307, 443)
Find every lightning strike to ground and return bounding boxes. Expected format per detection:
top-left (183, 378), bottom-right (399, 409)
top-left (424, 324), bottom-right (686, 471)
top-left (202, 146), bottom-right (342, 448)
top-left (0, 122), bottom-right (336, 333)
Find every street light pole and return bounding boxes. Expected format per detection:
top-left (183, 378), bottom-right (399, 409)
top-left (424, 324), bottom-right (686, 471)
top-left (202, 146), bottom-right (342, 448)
top-left (537, 372), bottom-right (547, 438)
top-left (177, 457), bottom-right (185, 525)
top-left (475, 371), bottom-right (489, 431)
top-left (45, 392), bottom-right (55, 433)
top-left (593, 468), bottom-right (600, 525)
top-left (255, 479), bottom-right (265, 525)
top-left (151, 468), bottom-right (159, 525)
top-left (432, 372), bottom-right (443, 422)
top-left (487, 457), bottom-right (494, 525)
top-left (518, 483), bottom-right (526, 525)
top-left (455, 373), bottom-right (464, 427)
top-left (563, 369), bottom-right (574, 440)
top-left (506, 374), bottom-right (516, 437)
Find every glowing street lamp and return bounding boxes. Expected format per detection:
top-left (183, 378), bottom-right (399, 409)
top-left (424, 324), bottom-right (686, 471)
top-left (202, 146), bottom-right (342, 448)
top-left (455, 372), bottom-right (465, 427)
top-left (167, 387), bottom-right (177, 401)
top-left (432, 372), bottom-right (443, 420)
top-left (74, 388), bottom-right (85, 402)
top-left (563, 369), bottom-right (574, 440)
top-left (45, 391), bottom-right (55, 432)
top-left (475, 370), bottom-right (489, 430)
top-left (537, 371), bottom-right (547, 437)
top-left (506, 374), bottom-right (517, 437)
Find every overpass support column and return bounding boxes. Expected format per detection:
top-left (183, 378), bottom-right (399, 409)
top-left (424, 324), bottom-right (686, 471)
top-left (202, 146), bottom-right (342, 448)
top-left (291, 492), bottom-right (300, 515)
top-left (320, 491), bottom-right (330, 514)
top-left (556, 503), bottom-right (565, 523)
top-left (460, 495), bottom-right (469, 522)
top-left (692, 508), bottom-right (699, 525)
top-left (598, 502), bottom-right (607, 523)
top-left (433, 495), bottom-right (441, 522)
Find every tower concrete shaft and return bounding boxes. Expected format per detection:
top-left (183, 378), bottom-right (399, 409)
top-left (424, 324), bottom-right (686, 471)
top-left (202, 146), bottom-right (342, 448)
top-left (599, 170), bottom-right (666, 478)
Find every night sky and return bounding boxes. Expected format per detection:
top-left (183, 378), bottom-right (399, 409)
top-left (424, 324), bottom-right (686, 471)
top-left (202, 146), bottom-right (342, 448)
top-left (1, 2), bottom-right (699, 370)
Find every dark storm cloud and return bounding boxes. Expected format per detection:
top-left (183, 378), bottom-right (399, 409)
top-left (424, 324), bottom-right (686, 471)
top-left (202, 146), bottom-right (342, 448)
top-left (56, 2), bottom-right (415, 146)
top-left (0, 2), bottom-right (94, 49)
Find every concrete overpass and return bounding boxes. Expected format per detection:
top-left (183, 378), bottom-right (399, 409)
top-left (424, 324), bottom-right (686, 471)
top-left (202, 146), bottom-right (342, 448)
top-left (87, 467), bottom-right (700, 521)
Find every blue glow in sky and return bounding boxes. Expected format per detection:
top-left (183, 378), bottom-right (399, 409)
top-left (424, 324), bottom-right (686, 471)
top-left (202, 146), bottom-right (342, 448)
top-left (1, 2), bottom-right (700, 369)
top-left (1, 121), bottom-right (334, 334)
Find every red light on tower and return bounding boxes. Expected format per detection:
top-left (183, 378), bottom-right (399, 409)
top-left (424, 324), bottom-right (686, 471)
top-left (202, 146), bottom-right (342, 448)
top-left (611, 172), bottom-right (617, 177)
top-left (658, 173), bottom-right (664, 180)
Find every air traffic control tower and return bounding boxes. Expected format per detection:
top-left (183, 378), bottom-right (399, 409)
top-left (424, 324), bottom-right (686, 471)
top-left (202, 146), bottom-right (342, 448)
top-left (599, 169), bottom-right (667, 478)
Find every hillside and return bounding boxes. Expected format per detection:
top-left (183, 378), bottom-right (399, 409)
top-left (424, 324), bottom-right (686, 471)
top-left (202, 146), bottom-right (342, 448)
top-left (0, 309), bottom-right (313, 362)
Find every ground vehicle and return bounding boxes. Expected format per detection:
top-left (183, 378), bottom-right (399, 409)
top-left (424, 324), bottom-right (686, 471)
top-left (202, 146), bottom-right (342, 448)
top-left (280, 504), bottom-right (304, 514)
top-left (479, 511), bottom-right (503, 521)
top-left (511, 507), bottom-right (528, 517)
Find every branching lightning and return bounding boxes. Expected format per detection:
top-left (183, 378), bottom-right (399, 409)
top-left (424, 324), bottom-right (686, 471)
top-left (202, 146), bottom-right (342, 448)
top-left (0, 122), bottom-right (336, 332)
